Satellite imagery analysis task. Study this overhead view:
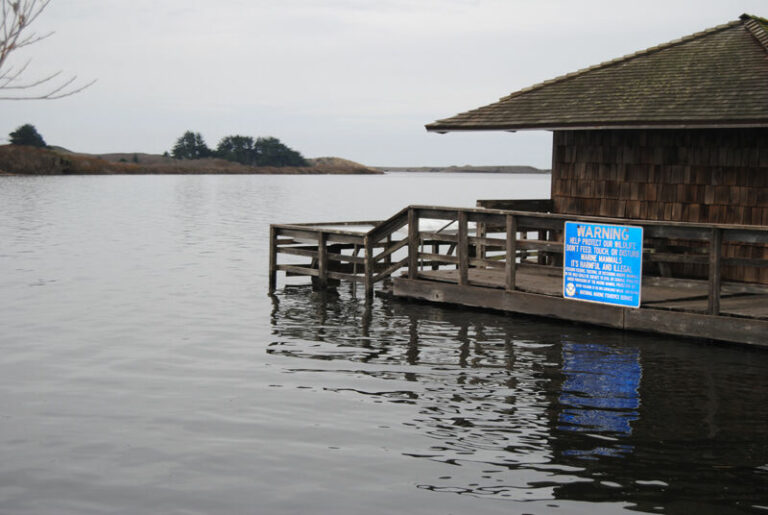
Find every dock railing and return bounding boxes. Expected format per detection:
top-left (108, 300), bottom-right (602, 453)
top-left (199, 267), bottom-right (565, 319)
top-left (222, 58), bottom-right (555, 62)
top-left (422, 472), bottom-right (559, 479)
top-left (269, 207), bottom-right (411, 295)
top-left (270, 204), bottom-right (768, 315)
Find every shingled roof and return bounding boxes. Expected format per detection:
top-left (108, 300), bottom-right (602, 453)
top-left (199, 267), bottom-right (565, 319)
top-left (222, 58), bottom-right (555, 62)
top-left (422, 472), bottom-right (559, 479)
top-left (426, 14), bottom-right (768, 132)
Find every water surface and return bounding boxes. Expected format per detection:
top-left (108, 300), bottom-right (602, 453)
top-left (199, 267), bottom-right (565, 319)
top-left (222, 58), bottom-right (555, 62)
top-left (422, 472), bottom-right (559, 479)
top-left (1, 173), bottom-right (767, 514)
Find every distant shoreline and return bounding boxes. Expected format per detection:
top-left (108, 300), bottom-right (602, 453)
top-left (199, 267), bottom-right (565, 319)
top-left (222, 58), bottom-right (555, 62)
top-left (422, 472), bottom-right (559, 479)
top-left (377, 165), bottom-right (550, 174)
top-left (0, 145), bottom-right (551, 176)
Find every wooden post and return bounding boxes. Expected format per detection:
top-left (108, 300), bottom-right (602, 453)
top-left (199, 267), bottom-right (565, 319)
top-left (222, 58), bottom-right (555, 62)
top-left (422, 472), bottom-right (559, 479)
top-left (408, 208), bottom-right (419, 279)
top-left (538, 230), bottom-right (547, 265)
top-left (431, 242), bottom-right (439, 270)
top-left (506, 215), bottom-right (517, 292)
top-left (458, 210), bottom-right (469, 286)
top-left (269, 226), bottom-right (278, 293)
top-left (364, 235), bottom-right (374, 297)
top-left (520, 230), bottom-right (528, 262)
top-left (477, 221), bottom-right (486, 267)
top-left (317, 232), bottom-right (328, 290)
top-left (708, 228), bottom-right (722, 315)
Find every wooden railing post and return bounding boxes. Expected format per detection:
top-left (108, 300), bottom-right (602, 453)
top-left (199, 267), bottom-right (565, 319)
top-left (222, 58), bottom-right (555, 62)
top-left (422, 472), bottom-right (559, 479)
top-left (506, 215), bottom-right (517, 292)
top-left (477, 220), bottom-right (486, 267)
top-left (364, 235), bottom-right (374, 297)
top-left (408, 208), bottom-right (419, 279)
top-left (708, 228), bottom-right (723, 315)
top-left (458, 210), bottom-right (469, 285)
top-left (269, 225), bottom-right (278, 293)
top-left (317, 232), bottom-right (328, 290)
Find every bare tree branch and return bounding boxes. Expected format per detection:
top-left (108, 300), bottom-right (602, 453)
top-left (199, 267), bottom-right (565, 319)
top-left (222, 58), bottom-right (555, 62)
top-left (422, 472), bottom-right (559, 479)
top-left (0, 0), bottom-right (95, 100)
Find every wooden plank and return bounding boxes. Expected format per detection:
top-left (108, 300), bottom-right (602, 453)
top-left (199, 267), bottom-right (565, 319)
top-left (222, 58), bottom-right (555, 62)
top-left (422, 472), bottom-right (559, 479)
top-left (368, 207), bottom-right (409, 240)
top-left (276, 264), bottom-right (319, 277)
top-left (515, 216), bottom-right (564, 231)
top-left (289, 220), bottom-right (381, 227)
top-left (269, 225), bottom-right (277, 292)
top-left (722, 257), bottom-right (768, 268)
top-left (419, 252), bottom-right (459, 264)
top-left (506, 215), bottom-right (517, 291)
top-left (373, 237), bottom-right (408, 263)
top-left (644, 225), bottom-right (711, 240)
top-left (393, 278), bottom-right (768, 347)
top-left (723, 229), bottom-right (768, 244)
top-left (624, 309), bottom-right (768, 347)
top-left (458, 211), bottom-right (469, 286)
top-left (392, 278), bottom-right (626, 328)
top-left (709, 228), bottom-right (723, 315)
top-left (364, 236), bottom-right (374, 296)
top-left (476, 199), bottom-right (553, 212)
top-left (467, 211), bottom-right (507, 225)
top-left (328, 251), bottom-right (366, 265)
top-left (277, 247), bottom-right (318, 259)
top-left (468, 236), bottom-right (506, 247)
top-left (469, 257), bottom-right (506, 269)
top-left (405, 204), bottom-right (768, 232)
top-left (516, 239), bottom-right (564, 253)
top-left (420, 232), bottom-right (458, 243)
top-left (275, 228), bottom-right (366, 245)
top-left (328, 271), bottom-right (364, 283)
top-left (271, 223), bottom-right (375, 236)
top-left (373, 257), bottom-right (409, 283)
top-left (644, 253), bottom-right (708, 265)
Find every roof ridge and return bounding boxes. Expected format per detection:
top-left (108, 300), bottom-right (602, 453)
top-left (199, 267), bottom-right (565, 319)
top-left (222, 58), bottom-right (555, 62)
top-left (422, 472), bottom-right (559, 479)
top-left (499, 18), bottom-right (743, 102)
top-left (741, 14), bottom-right (768, 53)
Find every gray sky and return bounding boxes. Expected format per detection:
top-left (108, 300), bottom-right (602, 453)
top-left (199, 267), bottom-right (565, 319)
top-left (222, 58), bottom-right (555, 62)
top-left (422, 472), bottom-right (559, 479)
top-left (2, 0), bottom-right (767, 167)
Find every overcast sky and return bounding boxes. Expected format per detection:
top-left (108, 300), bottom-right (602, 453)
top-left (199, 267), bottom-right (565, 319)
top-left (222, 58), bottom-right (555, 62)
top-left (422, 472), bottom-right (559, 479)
top-left (2, 0), bottom-right (766, 167)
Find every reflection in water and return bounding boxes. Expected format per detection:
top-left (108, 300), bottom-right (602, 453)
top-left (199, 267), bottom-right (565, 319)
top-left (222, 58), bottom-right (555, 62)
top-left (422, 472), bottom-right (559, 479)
top-left (270, 286), bottom-right (768, 513)
top-left (558, 343), bottom-right (641, 459)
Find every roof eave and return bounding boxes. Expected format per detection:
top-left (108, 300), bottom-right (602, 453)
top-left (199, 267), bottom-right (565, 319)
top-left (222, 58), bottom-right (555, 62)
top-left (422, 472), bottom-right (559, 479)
top-left (426, 120), bottom-right (768, 133)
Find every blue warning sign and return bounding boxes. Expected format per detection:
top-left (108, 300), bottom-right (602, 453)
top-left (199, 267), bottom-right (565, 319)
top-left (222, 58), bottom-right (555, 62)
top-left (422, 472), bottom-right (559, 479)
top-left (563, 222), bottom-right (643, 308)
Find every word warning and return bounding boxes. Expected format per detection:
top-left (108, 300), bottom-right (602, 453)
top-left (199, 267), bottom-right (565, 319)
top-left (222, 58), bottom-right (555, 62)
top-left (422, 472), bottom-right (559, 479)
top-left (563, 222), bottom-right (643, 308)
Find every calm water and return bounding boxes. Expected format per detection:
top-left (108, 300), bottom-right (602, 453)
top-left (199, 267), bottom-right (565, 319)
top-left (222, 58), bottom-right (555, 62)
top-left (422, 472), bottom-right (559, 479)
top-left (1, 173), bottom-right (767, 515)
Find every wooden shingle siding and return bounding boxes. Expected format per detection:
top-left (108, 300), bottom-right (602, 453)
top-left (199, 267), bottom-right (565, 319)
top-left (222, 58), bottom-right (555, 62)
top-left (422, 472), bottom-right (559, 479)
top-left (551, 128), bottom-right (768, 283)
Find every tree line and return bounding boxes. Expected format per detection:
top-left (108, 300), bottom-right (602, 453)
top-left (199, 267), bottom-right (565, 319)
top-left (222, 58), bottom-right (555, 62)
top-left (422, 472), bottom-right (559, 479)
top-left (171, 131), bottom-right (308, 167)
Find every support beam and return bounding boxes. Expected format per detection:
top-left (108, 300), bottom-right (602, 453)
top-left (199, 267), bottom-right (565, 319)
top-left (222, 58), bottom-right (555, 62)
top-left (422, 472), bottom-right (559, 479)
top-left (317, 232), bottom-right (328, 290)
top-left (408, 208), bottom-right (419, 279)
top-left (458, 211), bottom-right (469, 285)
top-left (708, 228), bottom-right (723, 315)
top-left (506, 215), bottom-right (517, 292)
top-left (269, 226), bottom-right (278, 292)
top-left (364, 236), bottom-right (374, 297)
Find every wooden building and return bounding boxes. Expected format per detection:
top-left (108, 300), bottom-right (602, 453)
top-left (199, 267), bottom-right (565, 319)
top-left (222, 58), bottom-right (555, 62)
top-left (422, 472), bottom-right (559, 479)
top-left (426, 14), bottom-right (768, 283)
top-left (269, 15), bottom-right (768, 346)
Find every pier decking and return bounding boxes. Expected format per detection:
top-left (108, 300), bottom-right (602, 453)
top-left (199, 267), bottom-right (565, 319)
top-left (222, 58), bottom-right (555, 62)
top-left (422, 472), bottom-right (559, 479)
top-left (269, 202), bottom-right (768, 347)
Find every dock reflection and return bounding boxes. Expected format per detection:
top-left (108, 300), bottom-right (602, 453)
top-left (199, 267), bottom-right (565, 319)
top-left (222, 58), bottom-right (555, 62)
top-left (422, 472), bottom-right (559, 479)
top-left (268, 286), bottom-right (768, 512)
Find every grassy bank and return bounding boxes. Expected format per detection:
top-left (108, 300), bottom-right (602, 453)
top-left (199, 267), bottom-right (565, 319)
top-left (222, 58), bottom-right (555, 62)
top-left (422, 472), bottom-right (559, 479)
top-left (0, 146), bottom-right (382, 175)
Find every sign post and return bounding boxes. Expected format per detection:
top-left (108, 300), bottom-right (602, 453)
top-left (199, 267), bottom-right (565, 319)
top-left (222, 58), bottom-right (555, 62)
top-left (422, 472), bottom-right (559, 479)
top-left (563, 222), bottom-right (643, 308)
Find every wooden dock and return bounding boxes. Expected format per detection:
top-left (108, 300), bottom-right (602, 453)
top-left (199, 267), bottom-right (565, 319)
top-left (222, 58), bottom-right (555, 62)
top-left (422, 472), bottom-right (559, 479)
top-left (269, 202), bottom-right (768, 347)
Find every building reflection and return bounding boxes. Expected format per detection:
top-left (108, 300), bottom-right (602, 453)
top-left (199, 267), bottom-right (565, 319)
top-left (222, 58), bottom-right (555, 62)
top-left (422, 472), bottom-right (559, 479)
top-left (557, 342), bottom-right (641, 458)
top-left (269, 286), bottom-right (768, 512)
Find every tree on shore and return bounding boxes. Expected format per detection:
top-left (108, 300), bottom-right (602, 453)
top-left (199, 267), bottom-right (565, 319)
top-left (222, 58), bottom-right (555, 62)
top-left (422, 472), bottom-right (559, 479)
top-left (171, 131), bottom-right (211, 160)
top-left (0, 0), bottom-right (95, 100)
top-left (253, 136), bottom-right (307, 167)
top-left (169, 131), bottom-right (309, 167)
top-left (215, 135), bottom-right (255, 165)
top-left (215, 134), bottom-right (308, 166)
top-left (9, 123), bottom-right (46, 146)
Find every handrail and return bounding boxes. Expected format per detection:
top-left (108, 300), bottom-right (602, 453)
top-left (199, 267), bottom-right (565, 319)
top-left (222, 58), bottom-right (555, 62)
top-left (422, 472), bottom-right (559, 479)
top-left (271, 203), bottom-right (768, 312)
